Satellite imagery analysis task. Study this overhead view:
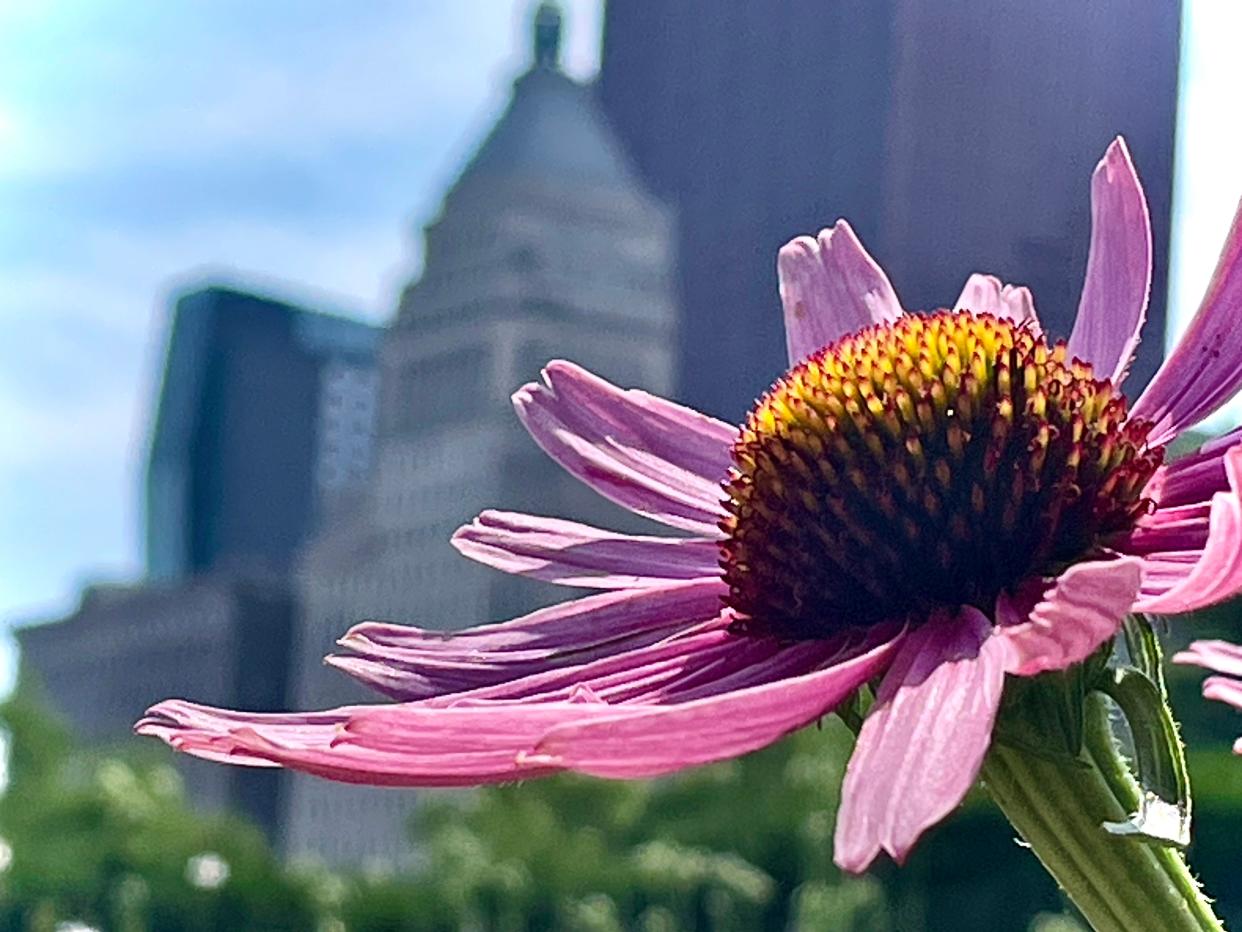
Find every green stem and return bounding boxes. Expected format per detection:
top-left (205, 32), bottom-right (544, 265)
top-left (981, 694), bottom-right (1222, 932)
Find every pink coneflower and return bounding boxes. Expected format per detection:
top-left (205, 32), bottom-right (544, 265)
top-left (139, 138), bottom-right (1242, 873)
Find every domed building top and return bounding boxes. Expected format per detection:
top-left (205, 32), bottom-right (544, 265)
top-left (445, 3), bottom-right (647, 202)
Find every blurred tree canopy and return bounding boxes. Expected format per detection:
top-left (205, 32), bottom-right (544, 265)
top-left (2, 624), bottom-right (1240, 932)
top-left (0, 685), bottom-right (322, 932)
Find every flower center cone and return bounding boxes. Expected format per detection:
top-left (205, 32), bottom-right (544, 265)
top-left (721, 309), bottom-right (1165, 640)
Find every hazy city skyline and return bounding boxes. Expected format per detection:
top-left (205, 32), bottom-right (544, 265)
top-left (2, 0), bottom-right (1239, 664)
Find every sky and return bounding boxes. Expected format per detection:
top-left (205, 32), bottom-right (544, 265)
top-left (0, 1), bottom-right (1239, 664)
top-left (0, 0), bottom-right (603, 634)
top-left (1168, 1), bottom-right (1242, 389)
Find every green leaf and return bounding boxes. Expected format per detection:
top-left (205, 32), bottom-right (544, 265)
top-left (1098, 665), bottom-right (1192, 848)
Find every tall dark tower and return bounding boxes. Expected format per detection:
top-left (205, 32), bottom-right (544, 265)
top-left (145, 286), bottom-right (380, 580)
top-left (599, 1), bottom-right (1181, 420)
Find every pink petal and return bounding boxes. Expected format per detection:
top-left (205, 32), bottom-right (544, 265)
top-left (1117, 434), bottom-right (1242, 556)
top-left (1131, 551), bottom-right (1200, 603)
top-left (1142, 427), bottom-right (1242, 509)
top-left (513, 362), bottom-right (735, 534)
top-left (529, 626), bottom-right (904, 779)
top-left (1171, 643), bottom-right (1242, 752)
top-left (333, 621), bottom-right (761, 704)
top-left (342, 578), bottom-right (724, 654)
top-left (1133, 445), bottom-right (1242, 614)
top-left (142, 699), bottom-right (614, 786)
top-left (1067, 137), bottom-right (1152, 385)
top-left (1173, 639), bottom-right (1242, 679)
top-left (995, 558), bottom-right (1143, 677)
top-left (136, 703), bottom-right (354, 768)
top-left (451, 509), bottom-right (722, 588)
top-left (258, 704), bottom-right (600, 786)
top-left (431, 632), bottom-right (836, 709)
top-left (1119, 502), bottom-right (1212, 555)
top-left (648, 632), bottom-right (858, 703)
top-left (1130, 197), bottom-right (1242, 444)
top-left (833, 608), bottom-right (1007, 872)
top-left (141, 630), bottom-right (899, 787)
top-left (954, 273), bottom-right (1039, 328)
top-left (333, 579), bottom-right (727, 700)
top-left (777, 220), bottom-right (903, 364)
top-left (1203, 676), bottom-right (1242, 712)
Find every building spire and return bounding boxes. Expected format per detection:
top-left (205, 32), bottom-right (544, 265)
top-left (532, 2), bottom-right (562, 70)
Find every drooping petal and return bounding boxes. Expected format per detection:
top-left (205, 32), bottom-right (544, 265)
top-left (1131, 552), bottom-right (1199, 604)
top-left (513, 362), bottom-right (735, 534)
top-left (341, 578), bottom-right (724, 655)
top-left (1205, 679), bottom-right (1242, 725)
top-left (136, 703), bottom-right (354, 768)
top-left (332, 579), bottom-right (727, 700)
top-left (777, 220), bottom-right (903, 364)
top-left (143, 700), bottom-right (588, 786)
top-left (648, 632), bottom-right (859, 703)
top-left (1130, 197), bottom-right (1242, 445)
top-left (833, 608), bottom-right (1007, 872)
top-left (995, 558), bottom-right (1143, 677)
top-left (954, 273), bottom-right (1039, 328)
top-left (141, 629), bottom-right (900, 787)
top-left (436, 629), bottom-right (836, 708)
top-left (451, 509), bottom-right (722, 588)
top-left (1133, 445), bottom-right (1242, 614)
top-left (1067, 137), bottom-right (1152, 385)
top-left (334, 626), bottom-right (851, 710)
top-left (528, 626), bottom-right (903, 779)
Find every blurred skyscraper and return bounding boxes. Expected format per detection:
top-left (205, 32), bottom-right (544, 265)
top-left (598, 0), bottom-right (1182, 420)
top-left (147, 287), bottom-right (381, 581)
top-left (280, 3), bottom-right (678, 866)
top-left (19, 286), bottom-right (381, 841)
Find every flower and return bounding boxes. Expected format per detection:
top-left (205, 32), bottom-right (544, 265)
top-left (138, 137), bottom-right (1242, 872)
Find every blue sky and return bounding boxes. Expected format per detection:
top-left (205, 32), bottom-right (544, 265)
top-left (0, 1), bottom-right (1239, 663)
top-left (0, 0), bottom-right (602, 635)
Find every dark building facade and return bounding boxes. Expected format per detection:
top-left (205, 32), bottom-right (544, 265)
top-left (21, 285), bottom-right (382, 842)
top-left (599, 0), bottom-right (1181, 420)
top-left (146, 286), bottom-right (381, 580)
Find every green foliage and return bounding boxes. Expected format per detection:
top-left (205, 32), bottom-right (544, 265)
top-left (2, 670), bottom-right (1240, 931)
top-left (0, 684), bottom-right (320, 932)
top-left (335, 719), bottom-right (891, 932)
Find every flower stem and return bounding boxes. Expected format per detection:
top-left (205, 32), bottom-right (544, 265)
top-left (981, 694), bottom-right (1222, 932)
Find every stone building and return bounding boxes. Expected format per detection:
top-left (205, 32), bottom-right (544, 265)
top-left (280, 4), bottom-right (678, 866)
